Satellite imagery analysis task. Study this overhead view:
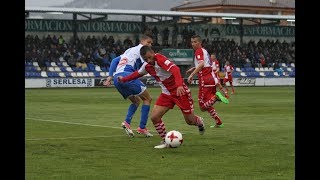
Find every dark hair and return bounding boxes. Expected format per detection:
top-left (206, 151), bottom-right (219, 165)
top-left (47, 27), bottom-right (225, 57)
top-left (140, 45), bottom-right (153, 57)
top-left (191, 35), bottom-right (201, 41)
top-left (140, 34), bottom-right (153, 41)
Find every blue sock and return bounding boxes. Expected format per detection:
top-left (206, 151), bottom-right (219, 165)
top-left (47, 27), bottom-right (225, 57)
top-left (125, 104), bottom-right (138, 124)
top-left (139, 105), bottom-right (150, 129)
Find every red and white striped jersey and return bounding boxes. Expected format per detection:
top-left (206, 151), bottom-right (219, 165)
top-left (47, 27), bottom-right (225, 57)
top-left (194, 48), bottom-right (212, 77)
top-left (138, 53), bottom-right (185, 95)
top-left (224, 65), bottom-right (234, 78)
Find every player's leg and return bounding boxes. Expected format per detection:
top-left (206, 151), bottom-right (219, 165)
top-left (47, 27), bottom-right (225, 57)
top-left (208, 106), bottom-right (224, 128)
top-left (152, 93), bottom-right (173, 148)
top-left (174, 86), bottom-right (205, 135)
top-left (201, 86), bottom-right (224, 127)
top-left (223, 78), bottom-right (229, 93)
top-left (113, 73), bottom-right (145, 137)
top-left (229, 78), bottom-right (235, 94)
top-left (137, 88), bottom-right (153, 137)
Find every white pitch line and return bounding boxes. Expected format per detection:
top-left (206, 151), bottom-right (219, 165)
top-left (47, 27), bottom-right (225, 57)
top-left (26, 117), bottom-right (193, 135)
top-left (26, 117), bottom-right (122, 129)
top-left (26, 135), bottom-right (124, 141)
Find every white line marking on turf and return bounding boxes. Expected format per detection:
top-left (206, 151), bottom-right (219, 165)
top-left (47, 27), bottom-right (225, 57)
top-left (26, 117), bottom-right (122, 129)
top-left (26, 135), bottom-right (124, 141)
top-left (26, 117), bottom-right (194, 135)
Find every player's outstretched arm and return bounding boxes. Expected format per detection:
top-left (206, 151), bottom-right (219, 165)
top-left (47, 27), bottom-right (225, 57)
top-left (118, 71), bottom-right (144, 83)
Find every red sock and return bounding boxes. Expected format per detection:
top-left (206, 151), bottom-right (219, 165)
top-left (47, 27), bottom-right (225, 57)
top-left (154, 120), bottom-right (166, 140)
top-left (194, 115), bottom-right (204, 126)
top-left (207, 107), bottom-right (222, 125)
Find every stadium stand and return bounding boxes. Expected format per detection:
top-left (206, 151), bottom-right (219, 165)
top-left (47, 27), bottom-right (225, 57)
top-left (25, 34), bottom-right (295, 78)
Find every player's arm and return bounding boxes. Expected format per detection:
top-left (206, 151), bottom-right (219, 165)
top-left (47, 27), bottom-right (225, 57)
top-left (168, 65), bottom-right (186, 96)
top-left (103, 56), bottom-right (121, 86)
top-left (187, 61), bottom-right (204, 84)
top-left (118, 63), bottom-right (148, 83)
top-left (117, 71), bottom-right (144, 83)
top-left (186, 67), bottom-right (196, 74)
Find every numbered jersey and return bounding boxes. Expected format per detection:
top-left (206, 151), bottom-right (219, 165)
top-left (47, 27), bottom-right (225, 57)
top-left (115, 44), bottom-right (144, 74)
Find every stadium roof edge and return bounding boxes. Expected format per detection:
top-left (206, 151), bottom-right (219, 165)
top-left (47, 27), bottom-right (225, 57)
top-left (25, 6), bottom-right (295, 20)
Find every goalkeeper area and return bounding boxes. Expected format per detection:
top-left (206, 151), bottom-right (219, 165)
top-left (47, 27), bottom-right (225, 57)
top-left (26, 87), bottom-right (294, 179)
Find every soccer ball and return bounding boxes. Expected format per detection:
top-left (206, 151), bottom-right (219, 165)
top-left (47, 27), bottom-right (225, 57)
top-left (165, 130), bottom-right (183, 148)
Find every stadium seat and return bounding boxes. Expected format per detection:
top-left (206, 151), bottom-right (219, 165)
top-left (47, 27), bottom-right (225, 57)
top-left (264, 71), bottom-right (274, 77)
top-left (32, 62), bottom-right (39, 67)
top-left (36, 67), bottom-right (41, 71)
top-left (235, 67), bottom-right (241, 72)
top-left (105, 72), bottom-right (110, 76)
top-left (62, 62), bottom-right (69, 66)
top-left (254, 67), bottom-right (260, 71)
top-left (54, 67), bottom-right (61, 72)
top-left (65, 72), bottom-right (72, 77)
top-left (287, 67), bottom-right (292, 72)
top-left (268, 67), bottom-right (274, 71)
top-left (289, 71), bottom-right (295, 77)
top-left (58, 72), bottom-right (66, 77)
top-left (47, 72), bottom-right (59, 77)
top-left (88, 72), bottom-right (95, 77)
top-left (94, 71), bottom-right (101, 77)
top-left (76, 72), bottom-right (83, 77)
top-left (66, 67), bottom-right (73, 72)
top-left (82, 72), bottom-right (89, 77)
top-left (101, 67), bottom-right (107, 72)
top-left (273, 72), bottom-right (280, 77)
top-left (240, 72), bottom-right (247, 77)
top-left (48, 67), bottom-right (55, 72)
top-left (40, 71), bottom-right (48, 77)
top-left (95, 66), bottom-right (102, 71)
top-left (263, 67), bottom-right (269, 71)
top-left (232, 72), bottom-right (240, 77)
top-left (59, 57), bottom-right (65, 62)
top-left (60, 67), bottom-right (67, 72)
top-left (56, 62), bottom-right (63, 67)
top-left (290, 63), bottom-right (295, 67)
top-left (51, 62), bottom-right (57, 67)
top-left (259, 67), bottom-right (264, 71)
top-left (71, 72), bottom-right (77, 77)
top-left (100, 72), bottom-right (107, 77)
top-left (259, 72), bottom-right (266, 77)
top-left (280, 63), bottom-right (287, 67)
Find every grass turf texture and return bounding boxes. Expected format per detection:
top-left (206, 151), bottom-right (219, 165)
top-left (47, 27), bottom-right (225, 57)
top-left (26, 87), bottom-right (294, 179)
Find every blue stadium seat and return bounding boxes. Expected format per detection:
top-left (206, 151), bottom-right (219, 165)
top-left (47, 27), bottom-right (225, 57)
top-left (47, 72), bottom-right (60, 77)
top-left (65, 72), bottom-right (72, 77)
top-left (264, 71), bottom-right (274, 77)
top-left (94, 71), bottom-right (101, 77)
top-left (232, 72), bottom-right (241, 77)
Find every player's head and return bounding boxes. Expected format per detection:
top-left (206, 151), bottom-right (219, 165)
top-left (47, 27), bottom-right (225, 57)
top-left (140, 34), bottom-right (153, 47)
top-left (211, 54), bottom-right (216, 60)
top-left (140, 45), bottom-right (155, 65)
top-left (191, 35), bottom-right (202, 50)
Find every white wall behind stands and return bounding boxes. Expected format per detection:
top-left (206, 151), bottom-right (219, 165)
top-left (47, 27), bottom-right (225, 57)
top-left (25, 77), bottom-right (295, 88)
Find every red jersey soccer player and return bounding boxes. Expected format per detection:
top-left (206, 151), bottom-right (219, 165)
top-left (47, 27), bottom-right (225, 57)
top-left (118, 46), bottom-right (205, 149)
top-left (211, 54), bottom-right (229, 98)
top-left (223, 61), bottom-right (235, 95)
top-left (186, 35), bottom-right (229, 128)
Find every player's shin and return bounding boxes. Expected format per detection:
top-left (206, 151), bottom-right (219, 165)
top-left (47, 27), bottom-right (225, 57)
top-left (153, 119), bottom-right (167, 140)
top-left (125, 103), bottom-right (138, 124)
top-left (139, 104), bottom-right (150, 129)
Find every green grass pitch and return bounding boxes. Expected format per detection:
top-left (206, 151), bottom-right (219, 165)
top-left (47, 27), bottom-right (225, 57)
top-left (26, 86), bottom-right (295, 179)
